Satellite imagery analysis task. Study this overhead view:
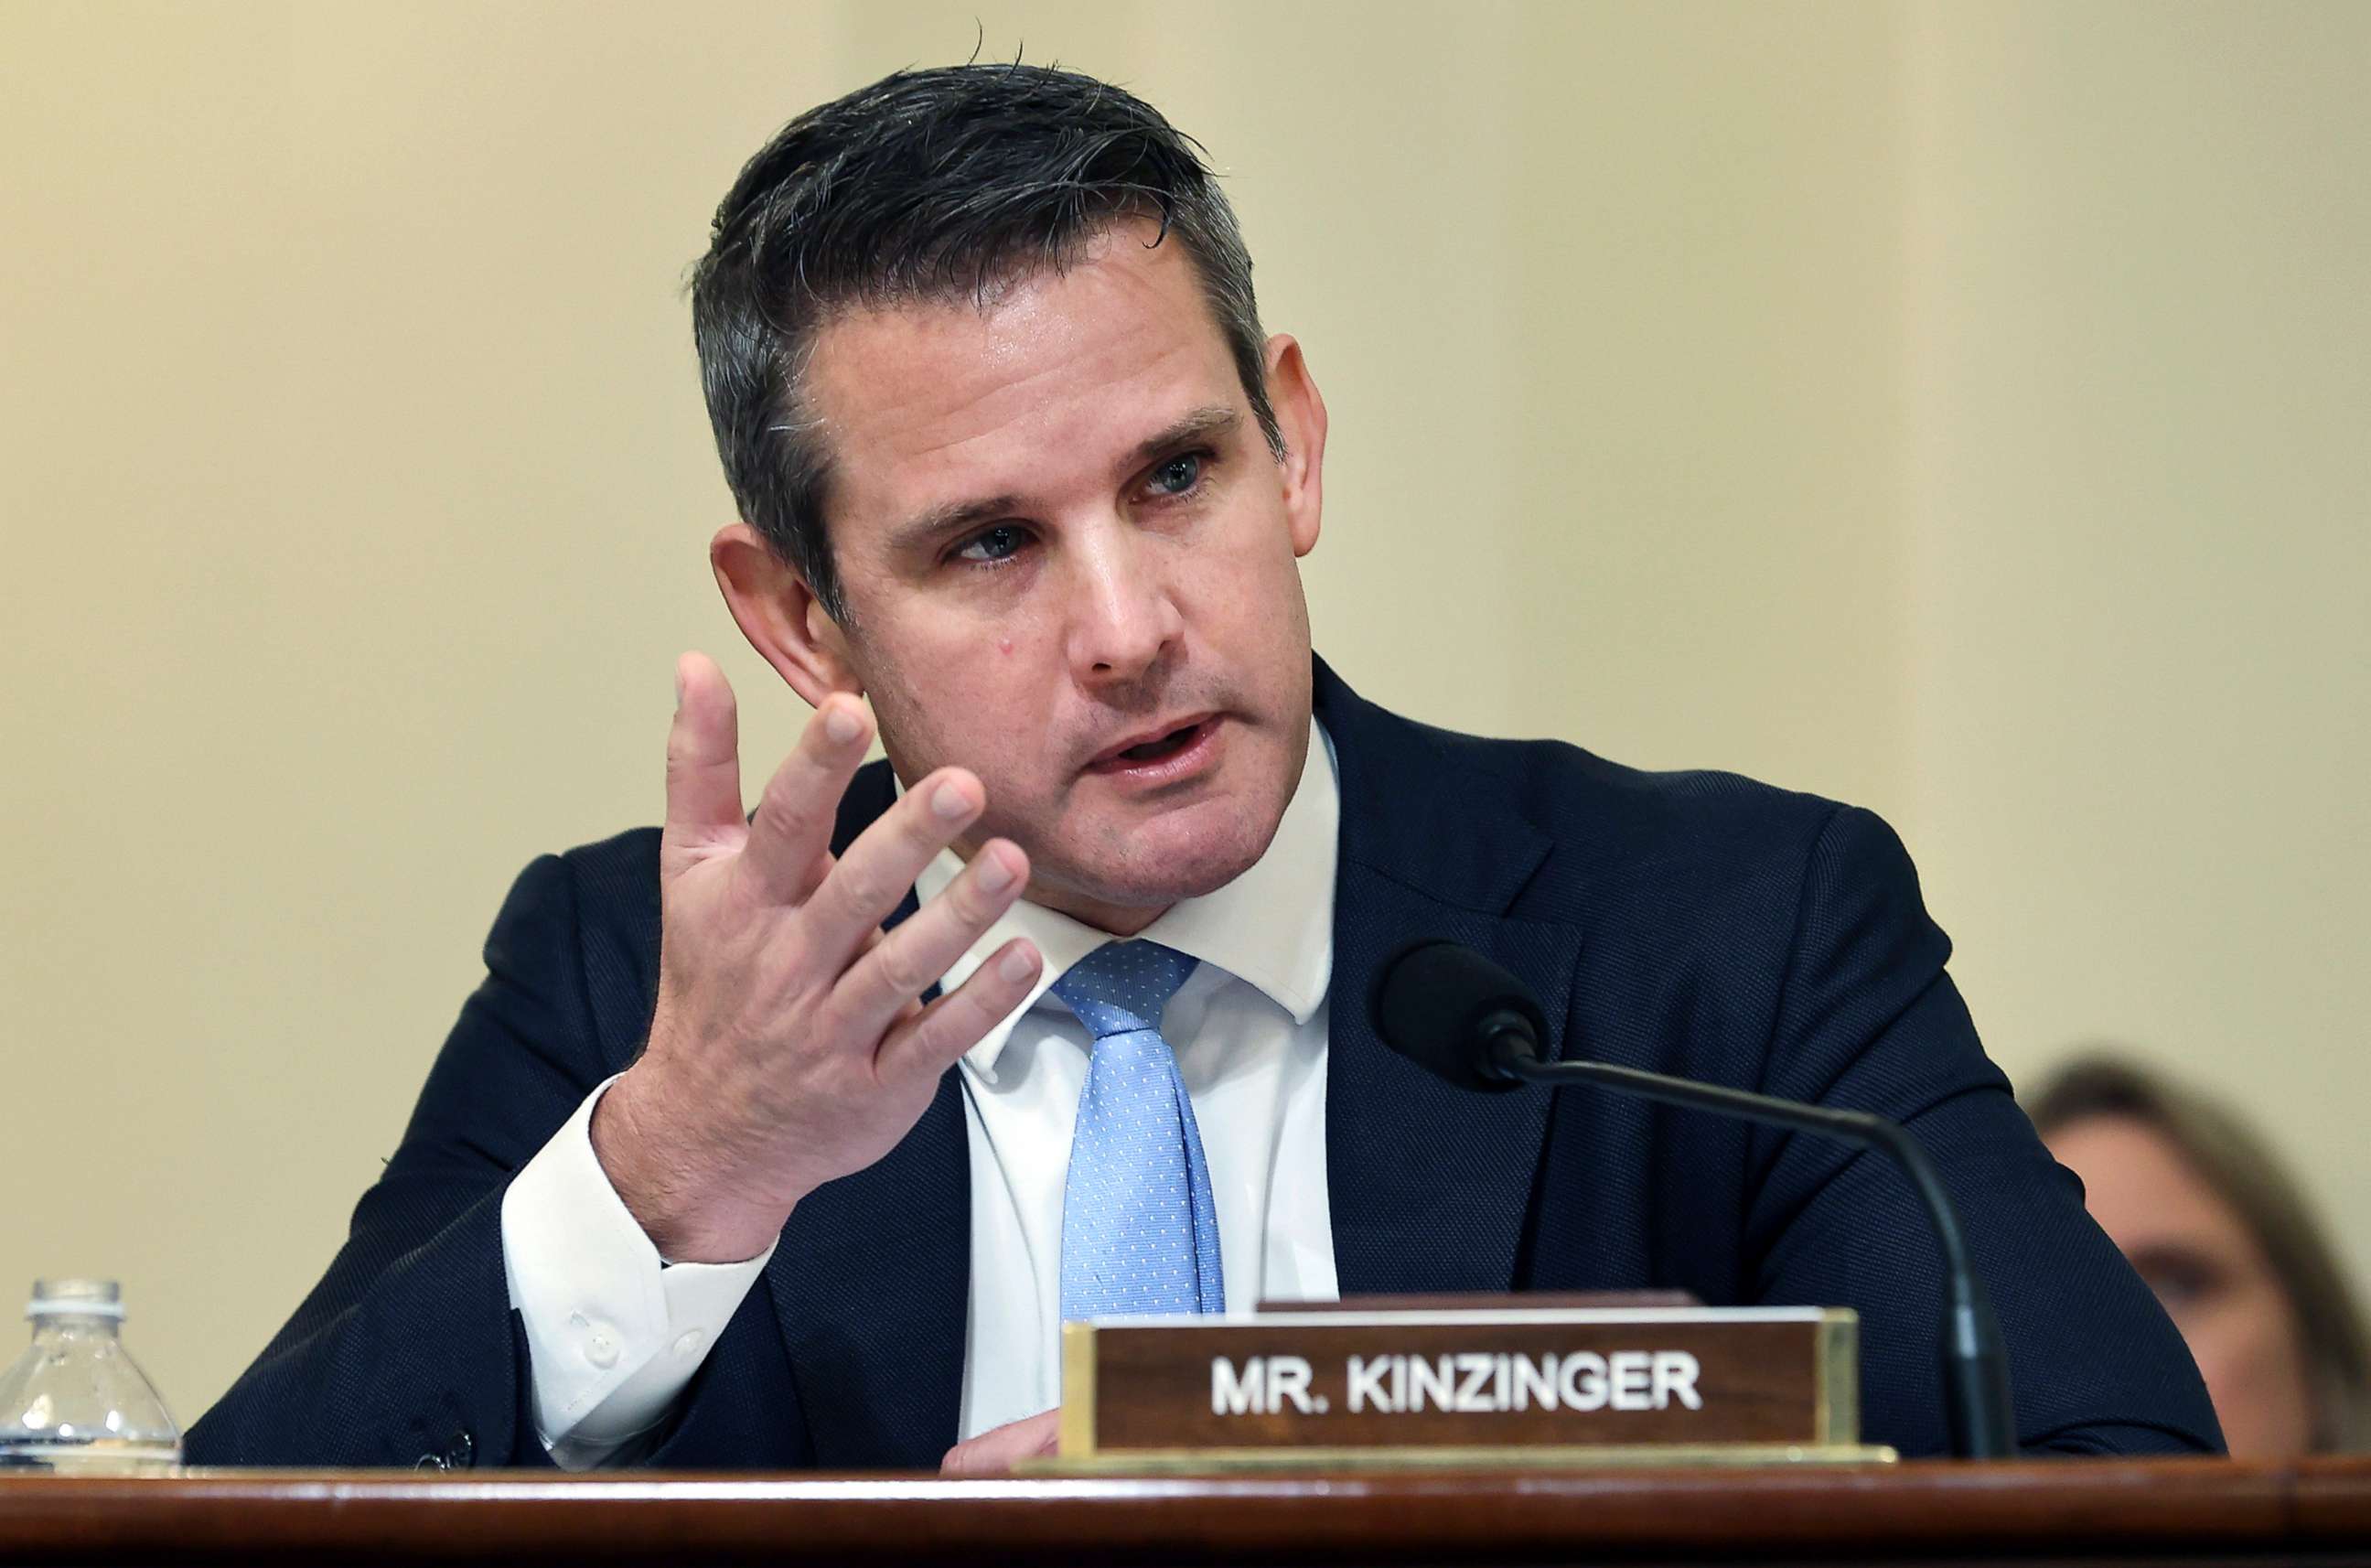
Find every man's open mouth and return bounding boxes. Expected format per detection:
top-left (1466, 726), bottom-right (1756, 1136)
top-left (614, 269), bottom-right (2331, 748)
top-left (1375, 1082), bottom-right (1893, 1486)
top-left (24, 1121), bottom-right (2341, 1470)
top-left (1087, 715), bottom-right (1217, 772)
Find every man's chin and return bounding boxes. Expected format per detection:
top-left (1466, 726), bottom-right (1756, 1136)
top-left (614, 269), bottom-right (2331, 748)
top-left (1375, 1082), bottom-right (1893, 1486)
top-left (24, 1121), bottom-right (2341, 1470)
top-left (1040, 851), bottom-right (1258, 926)
top-left (1034, 800), bottom-right (1282, 925)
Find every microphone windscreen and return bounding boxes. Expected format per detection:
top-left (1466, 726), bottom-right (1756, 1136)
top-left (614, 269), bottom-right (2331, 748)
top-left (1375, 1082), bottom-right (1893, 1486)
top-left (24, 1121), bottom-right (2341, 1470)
top-left (1370, 940), bottom-right (1547, 1093)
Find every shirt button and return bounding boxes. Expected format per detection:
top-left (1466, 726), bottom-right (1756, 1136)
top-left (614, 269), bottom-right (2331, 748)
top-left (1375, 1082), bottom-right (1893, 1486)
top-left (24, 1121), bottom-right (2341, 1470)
top-left (585, 1331), bottom-right (619, 1369)
top-left (672, 1329), bottom-right (705, 1357)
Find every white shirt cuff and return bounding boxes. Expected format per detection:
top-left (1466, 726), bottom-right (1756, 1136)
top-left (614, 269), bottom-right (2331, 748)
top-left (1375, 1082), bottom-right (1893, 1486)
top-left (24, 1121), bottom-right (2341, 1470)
top-left (499, 1074), bottom-right (774, 1468)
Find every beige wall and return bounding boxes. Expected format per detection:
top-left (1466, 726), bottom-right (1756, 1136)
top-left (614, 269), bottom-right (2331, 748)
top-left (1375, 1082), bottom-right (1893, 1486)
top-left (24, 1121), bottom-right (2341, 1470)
top-left (1900, 1), bottom-right (2371, 1186)
top-left (3, 0), bottom-right (2363, 1423)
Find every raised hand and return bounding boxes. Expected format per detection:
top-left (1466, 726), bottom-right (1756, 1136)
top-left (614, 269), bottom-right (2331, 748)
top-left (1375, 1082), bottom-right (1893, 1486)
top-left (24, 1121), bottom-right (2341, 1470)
top-left (590, 652), bottom-right (1042, 1262)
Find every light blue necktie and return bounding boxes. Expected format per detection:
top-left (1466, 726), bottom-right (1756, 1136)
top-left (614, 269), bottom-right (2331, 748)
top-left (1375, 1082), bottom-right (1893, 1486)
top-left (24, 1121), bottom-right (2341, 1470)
top-left (1056, 940), bottom-right (1227, 1320)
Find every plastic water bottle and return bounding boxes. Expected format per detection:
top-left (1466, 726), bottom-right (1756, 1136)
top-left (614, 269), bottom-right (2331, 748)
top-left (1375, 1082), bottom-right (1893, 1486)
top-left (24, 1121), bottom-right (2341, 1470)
top-left (0, 1279), bottom-right (181, 1474)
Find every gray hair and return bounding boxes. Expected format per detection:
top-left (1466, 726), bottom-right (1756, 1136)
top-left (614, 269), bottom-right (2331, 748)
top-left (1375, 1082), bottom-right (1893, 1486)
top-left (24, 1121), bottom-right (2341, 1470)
top-left (689, 64), bottom-right (1283, 621)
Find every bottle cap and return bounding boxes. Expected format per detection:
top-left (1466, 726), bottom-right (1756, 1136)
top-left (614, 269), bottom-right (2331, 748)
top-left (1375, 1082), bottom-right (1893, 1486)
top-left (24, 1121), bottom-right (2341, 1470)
top-left (27, 1278), bottom-right (124, 1320)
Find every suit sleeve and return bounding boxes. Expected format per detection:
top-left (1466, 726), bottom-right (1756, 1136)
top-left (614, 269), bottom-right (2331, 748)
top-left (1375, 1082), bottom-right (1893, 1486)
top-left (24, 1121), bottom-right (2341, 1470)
top-left (1742, 806), bottom-right (2226, 1458)
top-left (186, 851), bottom-right (810, 1468)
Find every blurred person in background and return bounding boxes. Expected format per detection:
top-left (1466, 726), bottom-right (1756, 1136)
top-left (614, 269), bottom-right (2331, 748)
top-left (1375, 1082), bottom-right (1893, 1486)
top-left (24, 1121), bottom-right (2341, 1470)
top-left (2032, 1055), bottom-right (2371, 1457)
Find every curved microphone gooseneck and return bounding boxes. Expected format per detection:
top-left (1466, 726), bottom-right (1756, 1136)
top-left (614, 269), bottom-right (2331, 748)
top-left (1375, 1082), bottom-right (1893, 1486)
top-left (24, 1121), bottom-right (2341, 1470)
top-left (1372, 940), bottom-right (2018, 1460)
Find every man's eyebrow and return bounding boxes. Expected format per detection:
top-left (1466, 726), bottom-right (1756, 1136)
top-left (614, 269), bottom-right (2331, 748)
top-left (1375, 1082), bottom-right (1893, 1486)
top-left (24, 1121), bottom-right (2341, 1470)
top-left (1124, 407), bottom-right (1240, 474)
top-left (886, 408), bottom-right (1246, 555)
top-left (887, 492), bottom-right (1024, 556)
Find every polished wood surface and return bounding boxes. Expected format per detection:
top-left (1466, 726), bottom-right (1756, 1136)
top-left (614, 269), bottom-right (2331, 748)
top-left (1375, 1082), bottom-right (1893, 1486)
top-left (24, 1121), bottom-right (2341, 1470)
top-left (2, 1457), bottom-right (2367, 1564)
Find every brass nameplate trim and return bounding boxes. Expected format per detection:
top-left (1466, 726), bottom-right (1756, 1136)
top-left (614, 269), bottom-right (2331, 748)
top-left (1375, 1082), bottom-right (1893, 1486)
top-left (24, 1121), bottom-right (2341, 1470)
top-left (1058, 1309), bottom-right (1100, 1461)
top-left (1024, 1442), bottom-right (1899, 1476)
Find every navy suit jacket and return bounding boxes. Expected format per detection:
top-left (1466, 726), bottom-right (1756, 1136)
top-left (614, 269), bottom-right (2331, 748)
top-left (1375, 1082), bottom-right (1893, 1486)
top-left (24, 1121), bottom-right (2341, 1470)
top-left (190, 660), bottom-right (2221, 1467)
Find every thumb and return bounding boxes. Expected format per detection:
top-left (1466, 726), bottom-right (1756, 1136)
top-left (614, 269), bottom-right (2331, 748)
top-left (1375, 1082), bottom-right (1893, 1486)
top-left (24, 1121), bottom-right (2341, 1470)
top-left (940, 1409), bottom-right (1061, 1477)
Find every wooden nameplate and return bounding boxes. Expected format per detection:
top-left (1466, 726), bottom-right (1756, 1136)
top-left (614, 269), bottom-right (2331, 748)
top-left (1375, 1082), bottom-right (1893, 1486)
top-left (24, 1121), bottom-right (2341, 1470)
top-left (1035, 1302), bottom-right (1894, 1474)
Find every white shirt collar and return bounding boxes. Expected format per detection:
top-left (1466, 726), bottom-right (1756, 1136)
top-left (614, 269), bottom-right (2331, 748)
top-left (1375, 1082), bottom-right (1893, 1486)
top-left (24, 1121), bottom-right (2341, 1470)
top-left (911, 719), bottom-right (1338, 1083)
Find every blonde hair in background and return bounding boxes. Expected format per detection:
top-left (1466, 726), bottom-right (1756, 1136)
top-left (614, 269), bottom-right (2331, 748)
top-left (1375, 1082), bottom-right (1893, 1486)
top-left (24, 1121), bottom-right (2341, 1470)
top-left (2029, 1054), bottom-right (2371, 1455)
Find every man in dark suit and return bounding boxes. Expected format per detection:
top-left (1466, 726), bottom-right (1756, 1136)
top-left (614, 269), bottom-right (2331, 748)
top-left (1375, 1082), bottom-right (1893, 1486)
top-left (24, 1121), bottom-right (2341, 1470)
top-left (190, 64), bottom-right (2220, 1471)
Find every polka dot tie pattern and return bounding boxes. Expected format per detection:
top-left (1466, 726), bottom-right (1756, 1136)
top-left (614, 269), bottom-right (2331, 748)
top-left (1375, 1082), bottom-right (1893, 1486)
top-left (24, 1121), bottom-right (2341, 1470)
top-left (1054, 939), bottom-right (1226, 1322)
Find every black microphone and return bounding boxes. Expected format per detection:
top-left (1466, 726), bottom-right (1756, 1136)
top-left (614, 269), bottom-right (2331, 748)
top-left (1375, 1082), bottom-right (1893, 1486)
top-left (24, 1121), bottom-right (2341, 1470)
top-left (1372, 940), bottom-right (2018, 1460)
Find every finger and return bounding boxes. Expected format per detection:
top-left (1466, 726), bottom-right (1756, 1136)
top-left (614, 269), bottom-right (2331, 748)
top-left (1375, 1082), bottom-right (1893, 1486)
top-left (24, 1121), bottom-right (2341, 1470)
top-left (661, 653), bottom-right (744, 878)
top-left (876, 935), bottom-right (1042, 1086)
top-left (802, 766), bottom-right (984, 968)
top-left (831, 840), bottom-right (1031, 1040)
top-left (736, 693), bottom-right (875, 905)
top-left (940, 1409), bottom-right (1060, 1477)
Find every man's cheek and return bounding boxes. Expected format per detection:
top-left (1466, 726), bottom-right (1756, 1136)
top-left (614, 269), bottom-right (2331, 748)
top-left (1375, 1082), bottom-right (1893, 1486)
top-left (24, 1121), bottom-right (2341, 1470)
top-left (972, 732), bottom-right (1063, 822)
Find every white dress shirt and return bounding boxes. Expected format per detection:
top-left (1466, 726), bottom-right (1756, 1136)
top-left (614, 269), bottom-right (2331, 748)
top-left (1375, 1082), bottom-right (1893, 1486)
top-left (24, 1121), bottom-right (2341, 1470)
top-left (499, 722), bottom-right (1342, 1467)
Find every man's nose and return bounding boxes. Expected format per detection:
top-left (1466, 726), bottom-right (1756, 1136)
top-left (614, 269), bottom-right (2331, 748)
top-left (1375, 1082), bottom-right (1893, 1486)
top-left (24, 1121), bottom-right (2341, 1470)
top-left (1066, 528), bottom-right (1183, 684)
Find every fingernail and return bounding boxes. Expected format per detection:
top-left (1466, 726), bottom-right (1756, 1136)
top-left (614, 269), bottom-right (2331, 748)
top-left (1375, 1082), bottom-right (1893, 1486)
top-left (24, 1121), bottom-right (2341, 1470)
top-left (932, 780), bottom-right (975, 820)
top-left (998, 944), bottom-right (1037, 983)
top-left (975, 848), bottom-right (1014, 893)
top-left (825, 703), bottom-right (863, 744)
top-left (673, 662), bottom-right (685, 708)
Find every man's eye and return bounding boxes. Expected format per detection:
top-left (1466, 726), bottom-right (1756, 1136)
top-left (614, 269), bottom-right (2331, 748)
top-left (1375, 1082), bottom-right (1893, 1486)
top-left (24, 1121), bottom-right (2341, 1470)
top-left (1146, 452), bottom-right (1204, 497)
top-left (953, 524), bottom-right (1030, 565)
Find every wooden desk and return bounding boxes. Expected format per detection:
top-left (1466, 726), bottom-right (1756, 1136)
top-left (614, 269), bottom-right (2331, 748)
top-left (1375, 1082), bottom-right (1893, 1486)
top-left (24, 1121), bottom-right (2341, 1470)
top-left (3, 1457), bottom-right (2367, 1564)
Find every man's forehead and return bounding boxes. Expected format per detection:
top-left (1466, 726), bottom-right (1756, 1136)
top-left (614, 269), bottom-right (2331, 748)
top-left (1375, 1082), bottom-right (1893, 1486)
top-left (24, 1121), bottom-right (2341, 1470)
top-left (799, 226), bottom-right (1244, 517)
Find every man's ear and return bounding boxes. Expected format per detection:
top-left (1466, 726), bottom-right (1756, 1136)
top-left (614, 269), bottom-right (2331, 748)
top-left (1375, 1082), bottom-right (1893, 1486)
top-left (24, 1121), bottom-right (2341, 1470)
top-left (711, 523), bottom-right (864, 706)
top-left (1263, 334), bottom-right (1328, 559)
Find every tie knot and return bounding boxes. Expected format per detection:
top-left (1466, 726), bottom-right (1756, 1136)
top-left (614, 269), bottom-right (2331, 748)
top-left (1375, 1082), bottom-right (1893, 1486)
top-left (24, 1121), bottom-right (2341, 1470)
top-left (1052, 940), bottom-right (1198, 1039)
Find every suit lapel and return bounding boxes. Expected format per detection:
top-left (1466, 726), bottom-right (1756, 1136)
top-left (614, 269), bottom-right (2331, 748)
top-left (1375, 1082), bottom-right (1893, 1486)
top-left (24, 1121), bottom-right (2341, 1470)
top-left (763, 758), bottom-right (971, 1467)
top-left (1314, 662), bottom-right (1582, 1297)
